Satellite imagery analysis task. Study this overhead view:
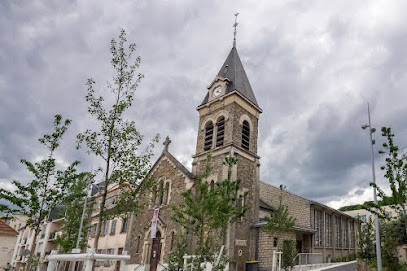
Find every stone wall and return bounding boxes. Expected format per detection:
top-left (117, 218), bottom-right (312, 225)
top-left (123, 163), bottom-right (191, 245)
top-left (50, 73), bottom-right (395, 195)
top-left (126, 155), bottom-right (192, 265)
top-left (257, 230), bottom-right (296, 271)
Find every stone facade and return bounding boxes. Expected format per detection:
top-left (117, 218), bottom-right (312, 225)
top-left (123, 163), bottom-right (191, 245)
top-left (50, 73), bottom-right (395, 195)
top-left (125, 45), bottom-right (358, 271)
top-left (125, 153), bottom-right (194, 270)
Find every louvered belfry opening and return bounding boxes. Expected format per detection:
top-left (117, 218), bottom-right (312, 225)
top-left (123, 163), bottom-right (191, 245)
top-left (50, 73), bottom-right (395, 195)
top-left (216, 117), bottom-right (225, 147)
top-left (204, 121), bottom-right (214, 151)
top-left (241, 120), bottom-right (250, 150)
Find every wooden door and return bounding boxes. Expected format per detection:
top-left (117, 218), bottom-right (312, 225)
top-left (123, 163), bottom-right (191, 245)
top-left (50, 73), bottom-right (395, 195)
top-left (235, 245), bottom-right (247, 271)
top-left (150, 231), bottom-right (162, 271)
top-left (296, 240), bottom-right (303, 253)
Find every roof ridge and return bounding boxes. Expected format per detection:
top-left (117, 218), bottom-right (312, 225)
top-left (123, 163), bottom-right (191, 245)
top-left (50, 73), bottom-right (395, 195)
top-left (163, 151), bottom-right (195, 180)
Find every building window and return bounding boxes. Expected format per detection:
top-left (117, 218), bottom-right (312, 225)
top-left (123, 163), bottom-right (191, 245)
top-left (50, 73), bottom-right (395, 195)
top-left (210, 180), bottom-right (215, 191)
top-left (343, 219), bottom-right (349, 248)
top-left (91, 223), bottom-right (97, 238)
top-left (110, 220), bottom-right (117, 235)
top-left (349, 221), bottom-right (355, 248)
top-left (158, 180), bottom-right (164, 205)
top-left (241, 120), bottom-right (250, 150)
top-left (163, 182), bottom-right (170, 204)
top-left (314, 210), bottom-right (322, 247)
top-left (273, 237), bottom-right (278, 247)
top-left (358, 214), bottom-right (367, 222)
top-left (170, 232), bottom-right (175, 251)
top-left (136, 235), bottom-right (141, 254)
top-left (215, 117), bottom-right (225, 147)
top-left (335, 216), bottom-right (341, 247)
top-left (102, 220), bottom-right (110, 236)
top-left (121, 218), bottom-right (128, 233)
top-left (204, 122), bottom-right (214, 151)
top-left (325, 214), bottom-right (332, 247)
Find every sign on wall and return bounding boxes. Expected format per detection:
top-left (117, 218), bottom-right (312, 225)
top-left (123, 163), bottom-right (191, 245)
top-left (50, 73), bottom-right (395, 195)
top-left (151, 208), bottom-right (160, 239)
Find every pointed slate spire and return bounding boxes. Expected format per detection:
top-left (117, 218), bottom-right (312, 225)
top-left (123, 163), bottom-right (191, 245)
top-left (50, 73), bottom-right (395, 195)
top-left (200, 47), bottom-right (259, 107)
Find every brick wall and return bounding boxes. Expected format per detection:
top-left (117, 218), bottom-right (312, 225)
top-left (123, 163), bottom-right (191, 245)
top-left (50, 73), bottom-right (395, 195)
top-left (259, 182), bottom-right (311, 228)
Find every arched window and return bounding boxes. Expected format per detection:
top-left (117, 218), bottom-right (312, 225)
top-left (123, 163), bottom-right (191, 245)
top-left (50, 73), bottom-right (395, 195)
top-left (151, 188), bottom-right (157, 207)
top-left (204, 122), bottom-right (214, 151)
top-left (163, 182), bottom-right (170, 204)
top-left (216, 117), bottom-right (225, 147)
top-left (158, 180), bottom-right (164, 205)
top-left (136, 235), bottom-right (141, 253)
top-left (210, 180), bottom-right (215, 191)
top-left (241, 120), bottom-right (250, 150)
top-left (170, 231), bottom-right (175, 250)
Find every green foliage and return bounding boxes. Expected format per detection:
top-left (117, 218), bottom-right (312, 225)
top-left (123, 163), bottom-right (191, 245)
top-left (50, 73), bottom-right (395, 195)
top-left (167, 234), bottom-right (188, 271)
top-left (338, 197), bottom-right (397, 212)
top-left (76, 29), bottom-right (158, 249)
top-left (281, 240), bottom-right (296, 270)
top-left (55, 172), bottom-right (93, 253)
top-left (262, 185), bottom-right (296, 248)
top-left (171, 155), bottom-right (249, 270)
top-left (0, 115), bottom-right (80, 269)
top-left (373, 127), bottom-right (407, 218)
top-left (357, 217), bottom-right (376, 261)
top-left (381, 218), bottom-right (407, 270)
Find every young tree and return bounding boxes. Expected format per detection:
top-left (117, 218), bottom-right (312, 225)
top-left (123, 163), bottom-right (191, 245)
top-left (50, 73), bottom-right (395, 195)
top-left (56, 172), bottom-right (93, 253)
top-left (281, 240), bottom-right (296, 270)
top-left (77, 29), bottom-right (158, 250)
top-left (171, 155), bottom-right (248, 270)
top-left (374, 127), bottom-right (407, 217)
top-left (358, 217), bottom-right (376, 261)
top-left (263, 185), bottom-right (296, 249)
top-left (0, 115), bottom-right (79, 270)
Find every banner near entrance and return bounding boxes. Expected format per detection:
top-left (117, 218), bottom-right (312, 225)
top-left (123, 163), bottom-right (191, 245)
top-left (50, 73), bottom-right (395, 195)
top-left (151, 207), bottom-right (160, 239)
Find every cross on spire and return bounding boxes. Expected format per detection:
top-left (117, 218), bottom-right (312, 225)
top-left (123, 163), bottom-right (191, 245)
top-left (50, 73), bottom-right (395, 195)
top-left (233, 12), bottom-right (239, 48)
top-left (163, 136), bottom-right (171, 152)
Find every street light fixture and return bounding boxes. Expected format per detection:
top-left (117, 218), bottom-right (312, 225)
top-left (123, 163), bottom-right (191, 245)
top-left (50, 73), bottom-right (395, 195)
top-left (361, 103), bottom-right (382, 271)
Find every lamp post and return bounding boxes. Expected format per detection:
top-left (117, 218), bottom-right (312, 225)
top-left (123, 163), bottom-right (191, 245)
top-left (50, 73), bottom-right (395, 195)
top-left (361, 103), bottom-right (382, 271)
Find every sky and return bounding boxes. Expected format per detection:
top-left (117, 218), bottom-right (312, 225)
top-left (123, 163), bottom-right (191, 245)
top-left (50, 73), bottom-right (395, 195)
top-left (1, 0), bottom-right (407, 209)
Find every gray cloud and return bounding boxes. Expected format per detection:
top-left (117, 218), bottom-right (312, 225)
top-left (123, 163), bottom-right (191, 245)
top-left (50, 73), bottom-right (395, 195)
top-left (1, 0), bottom-right (407, 209)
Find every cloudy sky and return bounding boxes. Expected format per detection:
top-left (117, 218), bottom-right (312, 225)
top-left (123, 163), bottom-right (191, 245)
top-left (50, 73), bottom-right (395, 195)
top-left (1, 0), bottom-right (407, 209)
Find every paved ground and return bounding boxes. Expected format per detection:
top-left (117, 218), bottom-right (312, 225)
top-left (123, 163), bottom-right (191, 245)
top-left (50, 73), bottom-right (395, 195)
top-left (316, 261), bottom-right (357, 271)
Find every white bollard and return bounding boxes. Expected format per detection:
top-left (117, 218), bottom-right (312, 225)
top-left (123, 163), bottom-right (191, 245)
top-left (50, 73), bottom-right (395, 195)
top-left (119, 250), bottom-right (127, 271)
top-left (84, 249), bottom-right (95, 271)
top-left (46, 251), bottom-right (58, 271)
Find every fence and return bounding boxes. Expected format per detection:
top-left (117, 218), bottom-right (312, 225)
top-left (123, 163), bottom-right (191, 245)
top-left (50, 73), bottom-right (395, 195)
top-left (293, 253), bottom-right (323, 270)
top-left (182, 245), bottom-right (224, 271)
top-left (271, 251), bottom-right (282, 271)
top-left (45, 249), bottom-right (130, 271)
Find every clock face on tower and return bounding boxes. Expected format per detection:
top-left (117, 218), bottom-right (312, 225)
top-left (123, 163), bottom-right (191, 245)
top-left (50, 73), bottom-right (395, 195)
top-left (212, 86), bottom-right (222, 97)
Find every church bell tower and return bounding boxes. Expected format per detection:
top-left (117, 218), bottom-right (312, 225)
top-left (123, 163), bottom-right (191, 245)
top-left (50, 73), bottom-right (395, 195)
top-left (191, 16), bottom-right (262, 267)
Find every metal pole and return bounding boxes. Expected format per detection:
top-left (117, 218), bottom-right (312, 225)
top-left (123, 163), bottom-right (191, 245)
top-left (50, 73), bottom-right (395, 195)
top-left (367, 103), bottom-right (382, 271)
top-left (76, 194), bottom-right (88, 249)
top-left (71, 179), bottom-right (91, 271)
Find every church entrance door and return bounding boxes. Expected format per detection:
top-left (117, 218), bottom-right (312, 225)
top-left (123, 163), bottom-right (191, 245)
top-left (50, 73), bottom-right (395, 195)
top-left (150, 231), bottom-right (162, 271)
top-left (296, 240), bottom-right (303, 253)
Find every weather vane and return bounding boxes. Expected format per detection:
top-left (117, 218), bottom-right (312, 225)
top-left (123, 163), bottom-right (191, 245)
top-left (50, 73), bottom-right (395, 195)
top-left (233, 12), bottom-right (239, 48)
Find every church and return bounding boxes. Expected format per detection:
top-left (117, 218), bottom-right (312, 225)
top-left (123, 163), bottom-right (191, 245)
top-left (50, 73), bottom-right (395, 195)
top-left (124, 38), bottom-right (358, 271)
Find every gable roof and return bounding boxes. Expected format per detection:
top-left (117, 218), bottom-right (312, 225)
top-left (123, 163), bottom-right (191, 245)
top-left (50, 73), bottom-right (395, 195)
top-left (0, 219), bottom-right (18, 235)
top-left (149, 149), bottom-right (195, 180)
top-left (201, 47), bottom-right (259, 107)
